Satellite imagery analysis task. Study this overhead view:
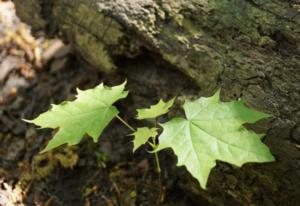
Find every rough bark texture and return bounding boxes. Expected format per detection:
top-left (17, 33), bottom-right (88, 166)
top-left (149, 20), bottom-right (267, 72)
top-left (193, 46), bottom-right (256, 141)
top-left (14, 0), bottom-right (300, 205)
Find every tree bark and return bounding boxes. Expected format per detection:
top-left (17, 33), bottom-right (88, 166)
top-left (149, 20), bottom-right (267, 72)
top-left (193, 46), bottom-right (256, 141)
top-left (14, 0), bottom-right (300, 205)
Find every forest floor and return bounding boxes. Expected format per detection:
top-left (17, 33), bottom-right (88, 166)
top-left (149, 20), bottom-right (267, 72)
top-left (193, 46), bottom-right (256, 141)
top-left (0, 1), bottom-right (206, 205)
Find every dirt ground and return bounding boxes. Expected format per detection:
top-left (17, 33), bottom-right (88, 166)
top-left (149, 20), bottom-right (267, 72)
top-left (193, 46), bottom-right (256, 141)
top-left (0, 1), bottom-right (208, 205)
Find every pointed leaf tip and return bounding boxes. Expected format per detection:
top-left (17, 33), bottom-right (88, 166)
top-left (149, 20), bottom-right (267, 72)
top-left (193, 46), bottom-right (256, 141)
top-left (157, 90), bottom-right (274, 189)
top-left (136, 97), bottom-right (175, 120)
top-left (131, 127), bottom-right (158, 152)
top-left (22, 118), bottom-right (33, 123)
top-left (26, 82), bottom-right (128, 152)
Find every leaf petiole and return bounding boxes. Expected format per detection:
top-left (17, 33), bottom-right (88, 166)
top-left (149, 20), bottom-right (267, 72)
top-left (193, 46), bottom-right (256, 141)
top-left (116, 115), bottom-right (136, 132)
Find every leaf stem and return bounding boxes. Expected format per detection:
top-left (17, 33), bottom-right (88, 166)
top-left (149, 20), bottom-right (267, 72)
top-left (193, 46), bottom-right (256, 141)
top-left (154, 151), bottom-right (161, 173)
top-left (116, 115), bottom-right (136, 132)
top-left (154, 118), bottom-right (162, 206)
top-left (152, 141), bottom-right (163, 206)
top-left (153, 118), bottom-right (161, 173)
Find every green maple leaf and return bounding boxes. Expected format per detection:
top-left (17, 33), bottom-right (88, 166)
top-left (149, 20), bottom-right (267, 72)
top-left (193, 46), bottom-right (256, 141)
top-left (130, 127), bottom-right (158, 152)
top-left (25, 82), bottom-right (128, 152)
top-left (156, 90), bottom-right (275, 189)
top-left (136, 98), bottom-right (175, 119)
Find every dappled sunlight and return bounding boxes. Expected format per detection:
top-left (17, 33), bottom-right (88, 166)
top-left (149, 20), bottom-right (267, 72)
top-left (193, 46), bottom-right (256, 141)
top-left (0, 179), bottom-right (25, 206)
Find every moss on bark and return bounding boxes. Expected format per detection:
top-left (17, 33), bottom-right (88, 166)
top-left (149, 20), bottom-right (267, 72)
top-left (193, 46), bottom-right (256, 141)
top-left (14, 0), bottom-right (300, 205)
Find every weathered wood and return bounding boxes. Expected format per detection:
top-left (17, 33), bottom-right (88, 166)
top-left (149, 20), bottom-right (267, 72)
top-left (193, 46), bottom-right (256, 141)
top-left (14, 0), bottom-right (300, 205)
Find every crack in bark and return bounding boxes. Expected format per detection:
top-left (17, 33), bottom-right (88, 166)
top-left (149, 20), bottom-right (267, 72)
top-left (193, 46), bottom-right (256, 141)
top-left (247, 0), bottom-right (300, 26)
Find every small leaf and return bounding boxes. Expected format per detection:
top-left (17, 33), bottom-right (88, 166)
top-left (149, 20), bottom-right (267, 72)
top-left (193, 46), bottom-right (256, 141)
top-left (136, 98), bottom-right (175, 119)
top-left (156, 90), bottom-right (274, 189)
top-left (131, 127), bottom-right (158, 152)
top-left (24, 81), bottom-right (128, 152)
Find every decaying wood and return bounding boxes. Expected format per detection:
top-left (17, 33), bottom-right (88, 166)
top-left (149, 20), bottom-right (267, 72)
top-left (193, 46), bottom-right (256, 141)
top-left (14, 0), bottom-right (300, 205)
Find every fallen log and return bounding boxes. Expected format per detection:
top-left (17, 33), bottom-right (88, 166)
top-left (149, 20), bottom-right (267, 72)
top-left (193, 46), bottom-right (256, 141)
top-left (14, 0), bottom-right (300, 205)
